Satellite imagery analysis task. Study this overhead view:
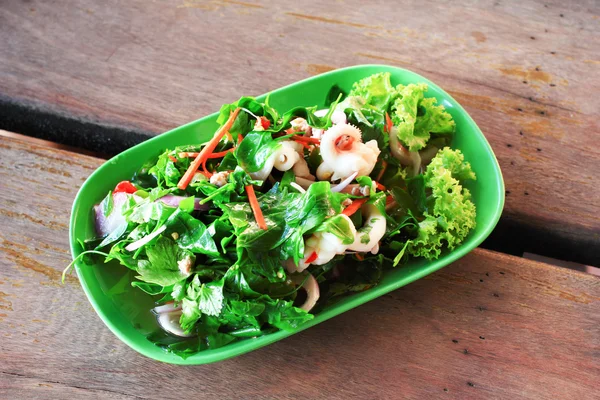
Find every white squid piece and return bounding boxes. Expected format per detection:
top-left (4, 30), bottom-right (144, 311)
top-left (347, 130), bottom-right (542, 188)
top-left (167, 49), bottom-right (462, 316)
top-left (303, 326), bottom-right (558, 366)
top-left (273, 141), bottom-right (302, 171)
top-left (311, 109), bottom-right (347, 140)
top-left (152, 303), bottom-right (195, 338)
top-left (249, 140), bottom-right (314, 181)
top-left (347, 203), bottom-right (387, 254)
top-left (286, 214), bottom-right (357, 273)
top-left (289, 117), bottom-right (312, 135)
top-left (289, 273), bottom-right (320, 311)
top-left (287, 203), bottom-right (387, 271)
top-left (314, 108), bottom-right (347, 125)
top-left (317, 123), bottom-right (380, 182)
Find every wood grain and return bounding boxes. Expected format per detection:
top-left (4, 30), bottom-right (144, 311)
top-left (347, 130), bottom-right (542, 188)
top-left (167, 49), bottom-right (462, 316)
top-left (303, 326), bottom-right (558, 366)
top-left (1, 0), bottom-right (600, 263)
top-left (1, 134), bottom-right (599, 399)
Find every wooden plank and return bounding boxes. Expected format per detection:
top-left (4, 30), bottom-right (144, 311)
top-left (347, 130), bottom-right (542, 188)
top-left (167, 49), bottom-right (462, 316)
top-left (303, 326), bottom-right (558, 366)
top-left (1, 135), bottom-right (599, 399)
top-left (1, 1), bottom-right (599, 263)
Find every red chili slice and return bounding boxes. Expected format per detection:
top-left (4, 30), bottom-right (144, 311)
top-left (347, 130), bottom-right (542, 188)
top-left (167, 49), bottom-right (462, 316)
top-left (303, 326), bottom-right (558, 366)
top-left (385, 112), bottom-right (393, 133)
top-left (305, 251), bottom-right (318, 264)
top-left (113, 181), bottom-right (138, 194)
top-left (259, 116), bottom-right (271, 129)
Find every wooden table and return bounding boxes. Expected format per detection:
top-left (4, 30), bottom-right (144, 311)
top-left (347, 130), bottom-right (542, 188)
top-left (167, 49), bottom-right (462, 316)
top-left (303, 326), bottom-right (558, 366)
top-left (1, 0), bottom-right (599, 398)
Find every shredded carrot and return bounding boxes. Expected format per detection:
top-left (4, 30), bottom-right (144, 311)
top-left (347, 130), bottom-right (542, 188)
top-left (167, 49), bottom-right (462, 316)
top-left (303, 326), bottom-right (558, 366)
top-left (225, 131), bottom-right (233, 142)
top-left (342, 198), bottom-right (368, 217)
top-left (245, 185), bottom-right (267, 230)
top-left (180, 150), bottom-right (233, 159)
top-left (355, 253), bottom-right (365, 261)
top-left (237, 134), bottom-right (244, 144)
top-left (376, 160), bottom-right (388, 182)
top-left (385, 112), bottom-right (393, 133)
top-left (375, 182), bottom-right (386, 191)
top-left (305, 251), bottom-right (318, 264)
top-left (168, 155), bottom-right (178, 163)
top-left (177, 107), bottom-right (241, 190)
top-left (207, 148), bottom-right (234, 159)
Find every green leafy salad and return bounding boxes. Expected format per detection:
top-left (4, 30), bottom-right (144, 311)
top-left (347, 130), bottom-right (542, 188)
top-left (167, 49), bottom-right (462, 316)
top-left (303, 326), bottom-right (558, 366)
top-left (66, 73), bottom-right (476, 358)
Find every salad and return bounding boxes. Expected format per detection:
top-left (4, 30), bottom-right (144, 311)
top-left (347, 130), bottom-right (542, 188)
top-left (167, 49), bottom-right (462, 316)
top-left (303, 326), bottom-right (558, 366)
top-left (66, 72), bottom-right (476, 358)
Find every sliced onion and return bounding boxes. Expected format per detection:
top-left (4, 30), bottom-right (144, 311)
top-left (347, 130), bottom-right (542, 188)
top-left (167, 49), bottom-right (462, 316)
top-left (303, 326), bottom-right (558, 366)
top-left (331, 171), bottom-right (358, 193)
top-left (125, 225), bottom-right (166, 252)
top-left (419, 146), bottom-right (439, 167)
top-left (156, 310), bottom-right (195, 338)
top-left (291, 273), bottom-right (320, 311)
top-left (289, 182), bottom-right (306, 193)
top-left (295, 176), bottom-right (316, 190)
top-left (152, 303), bottom-right (181, 314)
top-left (240, 107), bottom-right (260, 120)
top-left (389, 128), bottom-right (422, 176)
top-left (94, 192), bottom-right (130, 237)
top-left (158, 195), bottom-right (211, 211)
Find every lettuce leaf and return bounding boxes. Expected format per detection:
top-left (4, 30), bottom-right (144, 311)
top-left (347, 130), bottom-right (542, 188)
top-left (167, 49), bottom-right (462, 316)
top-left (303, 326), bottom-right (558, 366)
top-left (408, 148), bottom-right (476, 260)
top-left (348, 72), bottom-right (396, 110)
top-left (391, 84), bottom-right (455, 152)
top-left (391, 83), bottom-right (427, 151)
top-left (415, 98), bottom-right (455, 144)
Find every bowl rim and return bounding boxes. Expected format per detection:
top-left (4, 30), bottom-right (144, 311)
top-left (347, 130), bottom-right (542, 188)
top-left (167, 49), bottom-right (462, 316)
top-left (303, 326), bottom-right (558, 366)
top-left (69, 64), bottom-right (505, 364)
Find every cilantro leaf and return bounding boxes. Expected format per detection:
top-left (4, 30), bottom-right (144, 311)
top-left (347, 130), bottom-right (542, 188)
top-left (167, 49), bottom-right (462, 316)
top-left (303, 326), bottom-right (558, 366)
top-left (197, 279), bottom-right (225, 317)
top-left (314, 214), bottom-right (356, 245)
top-left (263, 299), bottom-right (313, 331)
top-left (137, 236), bottom-right (194, 286)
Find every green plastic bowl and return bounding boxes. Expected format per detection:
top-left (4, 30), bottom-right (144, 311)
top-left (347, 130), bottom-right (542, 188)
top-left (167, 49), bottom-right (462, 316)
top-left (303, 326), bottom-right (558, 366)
top-left (70, 65), bottom-right (504, 365)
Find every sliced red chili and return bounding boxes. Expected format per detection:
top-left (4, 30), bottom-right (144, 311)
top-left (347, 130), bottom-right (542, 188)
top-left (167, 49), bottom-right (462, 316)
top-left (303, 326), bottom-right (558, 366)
top-left (385, 112), bottom-right (393, 133)
top-left (305, 251), bottom-right (318, 264)
top-left (113, 181), bottom-right (138, 194)
top-left (342, 198), bottom-right (368, 217)
top-left (259, 116), bottom-right (271, 129)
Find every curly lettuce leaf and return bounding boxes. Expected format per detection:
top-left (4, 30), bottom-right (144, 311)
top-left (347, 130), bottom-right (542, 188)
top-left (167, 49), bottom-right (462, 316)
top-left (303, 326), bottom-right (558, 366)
top-left (348, 72), bottom-right (396, 110)
top-left (391, 83), bottom-right (427, 151)
top-left (415, 97), bottom-right (455, 142)
top-left (408, 148), bottom-right (476, 260)
top-left (425, 145), bottom-right (476, 182)
top-left (391, 84), bottom-right (455, 152)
